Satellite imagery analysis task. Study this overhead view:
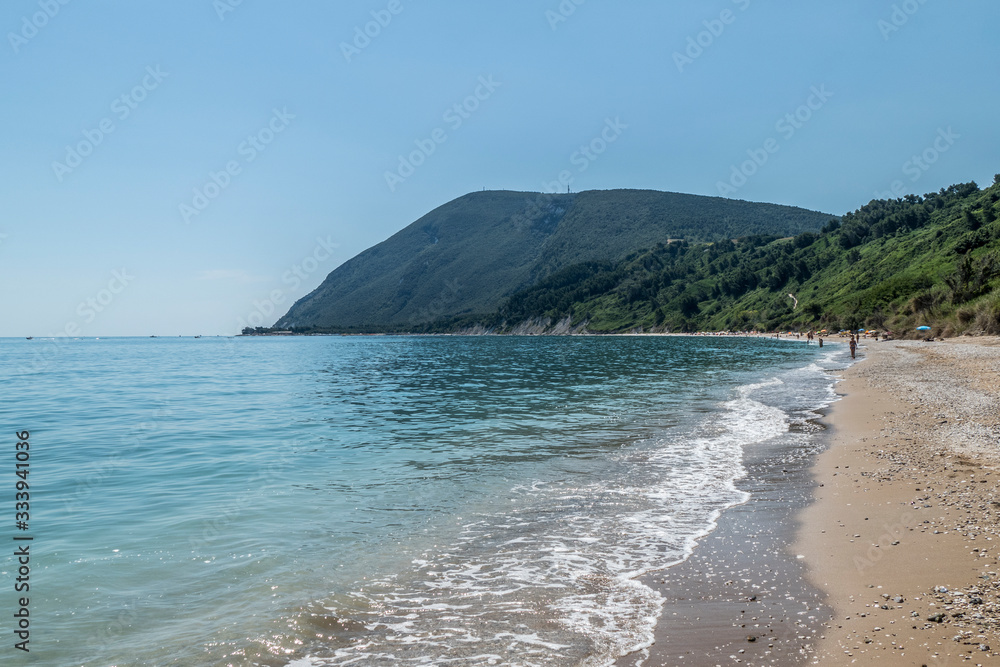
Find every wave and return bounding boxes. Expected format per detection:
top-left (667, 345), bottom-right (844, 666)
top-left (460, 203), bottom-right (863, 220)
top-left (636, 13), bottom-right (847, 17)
top-left (285, 371), bottom-right (821, 666)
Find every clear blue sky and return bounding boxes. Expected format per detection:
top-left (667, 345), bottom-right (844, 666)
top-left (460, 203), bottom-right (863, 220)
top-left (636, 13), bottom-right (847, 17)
top-left (1, 1), bottom-right (997, 336)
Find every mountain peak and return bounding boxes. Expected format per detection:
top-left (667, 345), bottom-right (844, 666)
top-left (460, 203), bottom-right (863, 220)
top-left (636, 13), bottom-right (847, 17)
top-left (275, 189), bottom-right (832, 331)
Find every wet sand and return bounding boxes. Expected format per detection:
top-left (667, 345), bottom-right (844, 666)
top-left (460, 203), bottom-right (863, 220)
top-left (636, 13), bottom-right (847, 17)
top-left (799, 337), bottom-right (1000, 665)
top-left (618, 339), bottom-right (837, 666)
top-left (619, 336), bottom-right (1000, 666)
top-left (616, 427), bottom-right (830, 666)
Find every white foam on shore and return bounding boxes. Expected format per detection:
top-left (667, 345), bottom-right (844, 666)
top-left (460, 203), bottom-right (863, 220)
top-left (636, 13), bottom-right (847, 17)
top-left (294, 370), bottom-right (822, 667)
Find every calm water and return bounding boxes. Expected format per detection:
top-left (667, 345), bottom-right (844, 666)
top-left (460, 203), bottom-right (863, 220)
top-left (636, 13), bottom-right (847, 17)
top-left (0, 335), bottom-right (846, 665)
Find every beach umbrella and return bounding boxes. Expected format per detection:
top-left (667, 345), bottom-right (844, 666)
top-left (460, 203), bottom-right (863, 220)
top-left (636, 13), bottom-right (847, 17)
top-left (916, 325), bottom-right (931, 331)
top-left (857, 328), bottom-right (865, 332)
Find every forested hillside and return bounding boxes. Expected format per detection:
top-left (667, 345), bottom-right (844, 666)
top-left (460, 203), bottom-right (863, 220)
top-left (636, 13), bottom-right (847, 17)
top-left (455, 179), bottom-right (1000, 336)
top-left (273, 189), bottom-right (832, 330)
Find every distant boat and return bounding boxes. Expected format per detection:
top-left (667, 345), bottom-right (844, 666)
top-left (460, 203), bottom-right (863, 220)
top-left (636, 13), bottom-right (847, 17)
top-left (25, 336), bottom-right (33, 340)
top-left (150, 335), bottom-right (157, 338)
top-left (194, 335), bottom-right (202, 339)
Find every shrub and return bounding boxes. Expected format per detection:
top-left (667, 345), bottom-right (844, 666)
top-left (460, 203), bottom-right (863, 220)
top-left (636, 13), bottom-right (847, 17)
top-left (973, 294), bottom-right (1000, 335)
top-left (956, 304), bottom-right (977, 325)
top-left (907, 291), bottom-right (936, 315)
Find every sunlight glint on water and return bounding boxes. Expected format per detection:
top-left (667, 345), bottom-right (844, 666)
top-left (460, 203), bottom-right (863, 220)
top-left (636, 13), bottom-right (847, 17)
top-left (0, 335), bottom-right (844, 666)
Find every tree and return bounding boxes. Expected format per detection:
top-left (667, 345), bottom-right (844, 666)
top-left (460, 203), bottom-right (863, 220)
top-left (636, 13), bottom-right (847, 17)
top-left (963, 207), bottom-right (982, 231)
top-left (821, 219), bottom-right (841, 234)
top-left (839, 231), bottom-right (860, 249)
top-left (679, 295), bottom-right (700, 316)
top-left (794, 232), bottom-right (818, 248)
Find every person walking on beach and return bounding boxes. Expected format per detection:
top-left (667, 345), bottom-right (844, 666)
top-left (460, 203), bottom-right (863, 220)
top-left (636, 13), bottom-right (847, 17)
top-left (849, 336), bottom-right (857, 359)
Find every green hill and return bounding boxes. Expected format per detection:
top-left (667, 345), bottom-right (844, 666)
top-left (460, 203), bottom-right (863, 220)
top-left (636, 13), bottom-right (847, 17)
top-left (447, 178), bottom-right (1000, 337)
top-left (274, 189), bottom-right (833, 330)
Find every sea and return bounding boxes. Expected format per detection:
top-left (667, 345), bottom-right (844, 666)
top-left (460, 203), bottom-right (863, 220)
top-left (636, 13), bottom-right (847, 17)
top-left (0, 335), bottom-right (849, 666)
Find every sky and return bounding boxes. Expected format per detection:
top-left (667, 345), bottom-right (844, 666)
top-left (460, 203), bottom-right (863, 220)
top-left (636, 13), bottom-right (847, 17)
top-left (1, 0), bottom-right (998, 337)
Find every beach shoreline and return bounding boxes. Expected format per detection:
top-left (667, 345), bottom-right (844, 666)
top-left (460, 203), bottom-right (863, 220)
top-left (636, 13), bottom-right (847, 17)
top-left (615, 417), bottom-right (831, 667)
top-left (617, 338), bottom-right (847, 667)
top-left (797, 336), bottom-right (1000, 665)
top-left (621, 336), bottom-right (1000, 667)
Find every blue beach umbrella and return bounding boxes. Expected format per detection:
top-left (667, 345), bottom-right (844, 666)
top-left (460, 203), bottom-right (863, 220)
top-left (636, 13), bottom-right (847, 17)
top-left (916, 325), bottom-right (931, 331)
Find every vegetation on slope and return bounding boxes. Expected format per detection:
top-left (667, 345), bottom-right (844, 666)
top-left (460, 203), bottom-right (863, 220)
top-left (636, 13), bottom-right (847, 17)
top-left (274, 189), bottom-right (832, 330)
top-left (456, 178), bottom-right (1000, 337)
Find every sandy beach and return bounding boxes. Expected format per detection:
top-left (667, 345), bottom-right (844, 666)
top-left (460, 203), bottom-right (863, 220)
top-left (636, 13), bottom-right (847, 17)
top-left (799, 337), bottom-right (1000, 665)
top-left (624, 336), bottom-right (1000, 666)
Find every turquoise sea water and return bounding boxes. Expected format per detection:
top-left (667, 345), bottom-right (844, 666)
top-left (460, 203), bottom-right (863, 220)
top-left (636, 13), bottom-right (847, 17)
top-left (1, 335), bottom-right (846, 665)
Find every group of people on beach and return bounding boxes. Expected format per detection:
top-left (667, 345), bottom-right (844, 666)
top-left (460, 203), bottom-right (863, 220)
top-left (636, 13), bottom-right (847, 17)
top-left (804, 330), bottom-right (861, 358)
top-left (695, 330), bottom-right (888, 361)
